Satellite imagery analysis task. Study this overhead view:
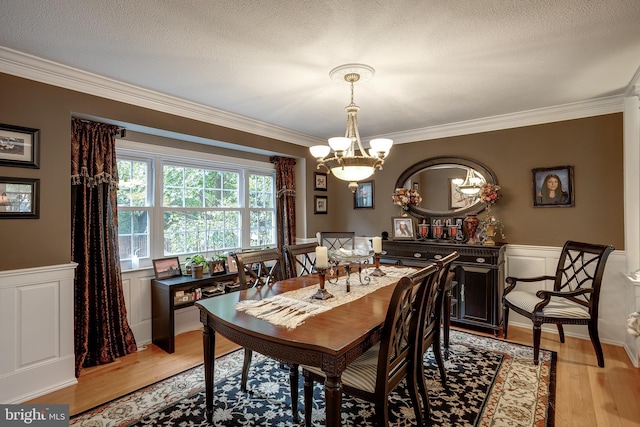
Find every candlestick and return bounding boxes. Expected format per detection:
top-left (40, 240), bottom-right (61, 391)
top-left (369, 254), bottom-right (386, 277)
top-left (311, 268), bottom-right (333, 300)
top-left (372, 236), bottom-right (382, 253)
top-left (315, 246), bottom-right (328, 269)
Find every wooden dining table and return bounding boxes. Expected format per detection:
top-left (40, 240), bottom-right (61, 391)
top-left (195, 272), bottom-right (401, 426)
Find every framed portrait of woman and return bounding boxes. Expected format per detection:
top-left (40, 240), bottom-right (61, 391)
top-left (391, 217), bottom-right (415, 240)
top-left (532, 165), bottom-right (574, 208)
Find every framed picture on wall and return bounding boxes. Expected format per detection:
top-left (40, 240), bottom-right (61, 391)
top-left (314, 195), bottom-right (328, 214)
top-left (314, 172), bottom-right (327, 191)
top-left (532, 165), bottom-right (574, 207)
top-left (0, 176), bottom-right (39, 219)
top-left (391, 217), bottom-right (415, 240)
top-left (0, 123), bottom-right (40, 169)
top-left (354, 180), bottom-right (374, 209)
top-left (449, 178), bottom-right (469, 209)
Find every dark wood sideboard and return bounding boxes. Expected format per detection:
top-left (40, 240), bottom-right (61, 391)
top-left (381, 240), bottom-right (506, 336)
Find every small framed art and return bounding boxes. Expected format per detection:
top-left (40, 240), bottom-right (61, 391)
top-left (391, 217), bottom-right (415, 240)
top-left (0, 176), bottom-right (39, 219)
top-left (152, 257), bottom-right (182, 279)
top-left (314, 172), bottom-right (327, 191)
top-left (354, 180), bottom-right (374, 209)
top-left (314, 195), bottom-right (328, 214)
top-left (532, 165), bottom-right (574, 207)
top-left (0, 123), bottom-right (40, 168)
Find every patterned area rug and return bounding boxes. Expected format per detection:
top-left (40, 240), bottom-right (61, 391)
top-left (71, 330), bottom-right (556, 426)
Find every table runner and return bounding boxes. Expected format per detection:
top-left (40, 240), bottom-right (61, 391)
top-left (235, 265), bottom-right (417, 329)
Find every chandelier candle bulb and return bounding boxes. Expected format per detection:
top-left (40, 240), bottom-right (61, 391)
top-left (315, 246), bottom-right (328, 269)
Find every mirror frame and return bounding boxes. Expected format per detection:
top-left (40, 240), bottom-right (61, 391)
top-left (395, 156), bottom-right (498, 218)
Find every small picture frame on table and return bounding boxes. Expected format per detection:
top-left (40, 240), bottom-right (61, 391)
top-left (0, 176), bottom-right (39, 219)
top-left (354, 180), bottom-right (374, 209)
top-left (314, 172), bottom-right (327, 191)
top-left (314, 195), bottom-right (328, 214)
top-left (392, 217), bottom-right (415, 240)
top-left (152, 257), bottom-right (182, 279)
top-left (0, 123), bottom-right (40, 169)
top-left (532, 165), bottom-right (574, 208)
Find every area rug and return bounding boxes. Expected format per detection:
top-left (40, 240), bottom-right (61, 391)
top-left (71, 330), bottom-right (556, 426)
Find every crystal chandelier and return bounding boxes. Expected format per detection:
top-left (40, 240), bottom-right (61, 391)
top-left (310, 64), bottom-right (393, 192)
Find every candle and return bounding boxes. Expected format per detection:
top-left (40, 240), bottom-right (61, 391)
top-left (315, 246), bottom-right (328, 269)
top-left (372, 236), bottom-right (382, 253)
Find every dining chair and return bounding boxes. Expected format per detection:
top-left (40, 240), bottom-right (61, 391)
top-left (234, 248), bottom-right (285, 289)
top-left (502, 240), bottom-right (614, 367)
top-left (233, 248), bottom-right (300, 421)
top-left (302, 264), bottom-right (440, 427)
top-left (415, 251), bottom-right (459, 418)
top-left (284, 242), bottom-right (318, 278)
top-left (319, 231), bottom-right (355, 251)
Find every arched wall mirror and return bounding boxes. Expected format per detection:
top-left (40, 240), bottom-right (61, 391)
top-left (395, 156), bottom-right (498, 218)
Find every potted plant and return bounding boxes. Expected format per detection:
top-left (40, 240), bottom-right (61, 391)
top-left (186, 254), bottom-right (207, 278)
top-left (208, 253), bottom-right (227, 276)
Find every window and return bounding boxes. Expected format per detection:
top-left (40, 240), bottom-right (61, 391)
top-left (116, 142), bottom-right (276, 269)
top-left (117, 157), bottom-right (152, 262)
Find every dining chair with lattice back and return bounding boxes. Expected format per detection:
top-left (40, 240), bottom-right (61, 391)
top-left (415, 251), bottom-right (458, 419)
top-left (233, 248), bottom-right (301, 421)
top-left (301, 264), bottom-right (440, 427)
top-left (284, 242), bottom-right (318, 278)
top-left (319, 231), bottom-right (355, 251)
top-left (502, 240), bottom-right (614, 367)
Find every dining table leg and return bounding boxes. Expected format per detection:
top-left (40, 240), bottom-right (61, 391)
top-left (324, 374), bottom-right (343, 427)
top-left (202, 323), bottom-right (216, 422)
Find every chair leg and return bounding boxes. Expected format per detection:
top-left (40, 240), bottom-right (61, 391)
top-left (373, 394), bottom-right (390, 427)
top-left (432, 338), bottom-right (447, 387)
top-left (289, 364), bottom-right (299, 422)
top-left (502, 305), bottom-right (509, 339)
top-left (241, 348), bottom-right (253, 392)
top-left (556, 324), bottom-right (565, 343)
top-left (303, 372), bottom-right (314, 427)
top-left (407, 361), bottom-right (426, 427)
top-left (533, 324), bottom-right (542, 365)
top-left (588, 321), bottom-right (605, 368)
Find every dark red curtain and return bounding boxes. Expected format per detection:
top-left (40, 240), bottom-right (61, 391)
top-left (71, 118), bottom-right (137, 377)
top-left (271, 156), bottom-right (296, 252)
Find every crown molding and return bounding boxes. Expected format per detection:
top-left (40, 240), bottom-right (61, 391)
top-left (0, 46), bottom-right (625, 147)
top-left (0, 47), bottom-right (324, 147)
top-left (377, 96), bottom-right (624, 144)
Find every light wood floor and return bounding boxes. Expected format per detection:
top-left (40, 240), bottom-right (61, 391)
top-left (28, 325), bottom-right (640, 426)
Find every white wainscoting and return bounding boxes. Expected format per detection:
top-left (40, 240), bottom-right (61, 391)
top-left (0, 263), bottom-right (77, 403)
top-left (504, 245), bottom-right (630, 354)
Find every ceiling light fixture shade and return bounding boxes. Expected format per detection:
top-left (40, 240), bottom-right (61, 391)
top-left (310, 63), bottom-right (393, 192)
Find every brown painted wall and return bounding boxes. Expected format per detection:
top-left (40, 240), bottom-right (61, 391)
top-left (0, 72), bottom-right (624, 271)
top-left (0, 73), bottom-right (307, 270)
top-left (323, 114), bottom-right (624, 249)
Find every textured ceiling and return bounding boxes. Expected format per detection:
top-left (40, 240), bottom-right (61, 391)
top-left (1, 0), bottom-right (640, 145)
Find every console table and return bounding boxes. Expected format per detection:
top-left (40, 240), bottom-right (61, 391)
top-left (381, 240), bottom-right (506, 336)
top-left (152, 272), bottom-right (238, 353)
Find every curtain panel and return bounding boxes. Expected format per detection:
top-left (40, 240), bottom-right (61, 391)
top-left (271, 157), bottom-right (296, 253)
top-left (71, 119), bottom-right (137, 377)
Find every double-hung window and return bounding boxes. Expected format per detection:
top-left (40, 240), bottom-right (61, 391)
top-left (116, 142), bottom-right (276, 269)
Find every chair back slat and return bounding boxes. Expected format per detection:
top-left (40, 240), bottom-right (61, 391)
top-left (320, 232), bottom-right (355, 251)
top-left (284, 242), bottom-right (318, 278)
top-left (234, 248), bottom-right (285, 288)
top-left (555, 241), bottom-right (615, 310)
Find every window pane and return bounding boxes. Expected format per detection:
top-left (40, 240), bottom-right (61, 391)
top-left (117, 159), bottom-right (149, 207)
top-left (250, 210), bottom-right (275, 247)
top-left (249, 174), bottom-right (274, 208)
top-left (117, 210), bottom-right (149, 260)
